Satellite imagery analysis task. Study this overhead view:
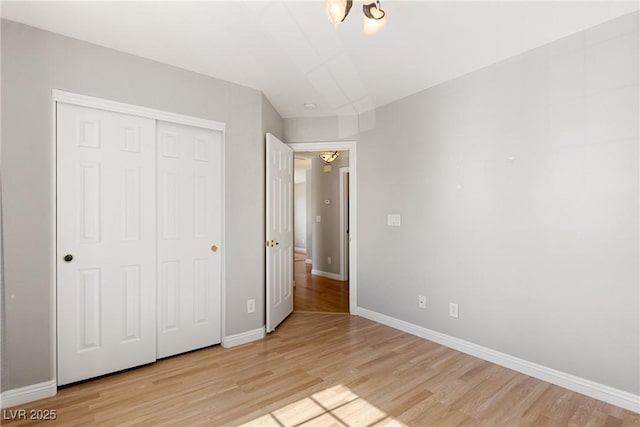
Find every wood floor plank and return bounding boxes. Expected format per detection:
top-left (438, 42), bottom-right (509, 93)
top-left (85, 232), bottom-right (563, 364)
top-left (294, 253), bottom-right (348, 313)
top-left (3, 312), bottom-right (638, 426)
top-left (621, 412), bottom-right (640, 427)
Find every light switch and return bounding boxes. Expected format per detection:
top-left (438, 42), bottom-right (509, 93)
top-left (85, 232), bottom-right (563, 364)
top-left (387, 214), bottom-right (401, 226)
top-left (316, 215), bottom-right (321, 223)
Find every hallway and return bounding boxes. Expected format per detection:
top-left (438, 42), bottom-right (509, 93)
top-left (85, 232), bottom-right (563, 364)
top-left (293, 252), bottom-right (349, 313)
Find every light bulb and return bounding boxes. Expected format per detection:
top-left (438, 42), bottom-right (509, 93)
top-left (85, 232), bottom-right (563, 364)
top-left (363, 14), bottom-right (387, 35)
top-left (326, 0), bottom-right (352, 28)
top-left (363, 2), bottom-right (387, 35)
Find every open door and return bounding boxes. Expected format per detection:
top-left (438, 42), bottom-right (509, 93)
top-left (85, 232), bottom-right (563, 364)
top-left (265, 133), bottom-right (294, 332)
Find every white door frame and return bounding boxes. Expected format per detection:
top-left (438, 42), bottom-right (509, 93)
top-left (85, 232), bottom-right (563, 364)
top-left (288, 141), bottom-right (357, 314)
top-left (51, 89), bottom-right (226, 386)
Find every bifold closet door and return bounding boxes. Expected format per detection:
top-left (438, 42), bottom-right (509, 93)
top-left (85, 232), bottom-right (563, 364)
top-left (57, 103), bottom-right (157, 386)
top-left (156, 121), bottom-right (222, 358)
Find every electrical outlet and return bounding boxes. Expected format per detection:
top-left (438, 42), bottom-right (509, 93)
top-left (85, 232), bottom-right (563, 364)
top-left (449, 302), bottom-right (459, 319)
top-left (418, 295), bottom-right (426, 309)
top-left (328, 257), bottom-right (332, 264)
top-left (247, 299), bottom-right (255, 313)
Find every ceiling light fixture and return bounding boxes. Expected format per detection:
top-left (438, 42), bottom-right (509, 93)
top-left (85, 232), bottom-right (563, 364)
top-left (325, 0), bottom-right (387, 35)
top-left (319, 151), bottom-right (340, 163)
top-left (304, 103), bottom-right (317, 110)
top-left (363, 1), bottom-right (387, 35)
top-left (326, 0), bottom-right (353, 27)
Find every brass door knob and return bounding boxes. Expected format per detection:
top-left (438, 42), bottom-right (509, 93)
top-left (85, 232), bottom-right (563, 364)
top-left (210, 245), bottom-right (218, 252)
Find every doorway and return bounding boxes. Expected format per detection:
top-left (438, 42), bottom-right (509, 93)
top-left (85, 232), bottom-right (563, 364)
top-left (289, 141), bottom-right (357, 314)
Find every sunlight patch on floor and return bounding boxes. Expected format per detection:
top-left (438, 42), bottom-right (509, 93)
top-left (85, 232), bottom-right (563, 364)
top-left (241, 384), bottom-right (407, 427)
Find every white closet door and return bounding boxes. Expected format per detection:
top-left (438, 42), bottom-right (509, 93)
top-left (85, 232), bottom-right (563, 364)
top-left (157, 121), bottom-right (222, 358)
top-left (57, 103), bottom-right (157, 385)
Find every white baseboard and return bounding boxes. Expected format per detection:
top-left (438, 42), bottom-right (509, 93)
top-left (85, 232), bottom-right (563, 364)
top-left (356, 307), bottom-right (640, 413)
top-left (311, 269), bottom-right (342, 281)
top-left (305, 259), bottom-right (312, 265)
top-left (0, 380), bottom-right (56, 409)
top-left (295, 248), bottom-right (307, 254)
top-left (222, 326), bottom-right (265, 348)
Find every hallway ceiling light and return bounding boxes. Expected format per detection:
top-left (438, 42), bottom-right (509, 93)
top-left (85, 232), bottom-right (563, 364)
top-left (319, 151), bottom-right (340, 163)
top-left (326, 0), bottom-right (387, 35)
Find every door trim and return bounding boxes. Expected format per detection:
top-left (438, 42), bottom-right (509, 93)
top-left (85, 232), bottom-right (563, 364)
top-left (52, 90), bottom-right (226, 131)
top-left (51, 90), bottom-right (226, 386)
top-left (288, 141), bottom-right (357, 314)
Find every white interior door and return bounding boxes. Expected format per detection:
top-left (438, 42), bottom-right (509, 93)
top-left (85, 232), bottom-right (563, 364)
top-left (266, 133), bottom-right (294, 332)
top-left (57, 103), bottom-right (157, 385)
top-left (157, 121), bottom-right (222, 358)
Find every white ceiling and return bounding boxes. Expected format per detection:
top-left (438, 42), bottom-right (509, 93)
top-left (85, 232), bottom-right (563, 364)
top-left (2, 1), bottom-right (638, 119)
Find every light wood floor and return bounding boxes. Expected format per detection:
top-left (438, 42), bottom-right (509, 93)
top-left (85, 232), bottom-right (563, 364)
top-left (4, 313), bottom-right (637, 426)
top-left (294, 252), bottom-right (349, 313)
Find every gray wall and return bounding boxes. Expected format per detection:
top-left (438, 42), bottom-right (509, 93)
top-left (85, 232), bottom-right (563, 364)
top-left (0, 176), bottom-right (5, 393)
top-left (284, 116), bottom-right (358, 143)
top-left (261, 94), bottom-right (284, 141)
top-left (285, 12), bottom-right (639, 394)
top-left (356, 12), bottom-right (639, 394)
top-left (0, 20), bottom-right (281, 391)
top-left (305, 169), bottom-right (313, 262)
top-left (294, 183), bottom-right (307, 250)
top-left (310, 155), bottom-right (349, 275)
